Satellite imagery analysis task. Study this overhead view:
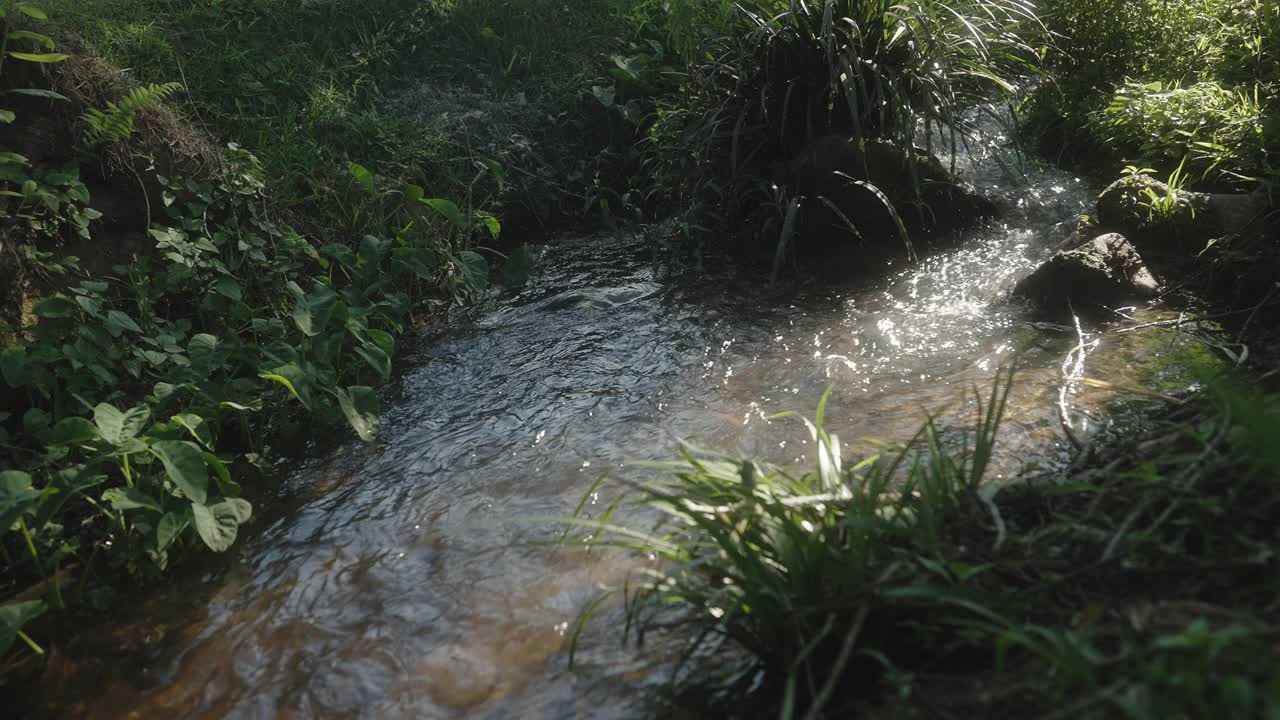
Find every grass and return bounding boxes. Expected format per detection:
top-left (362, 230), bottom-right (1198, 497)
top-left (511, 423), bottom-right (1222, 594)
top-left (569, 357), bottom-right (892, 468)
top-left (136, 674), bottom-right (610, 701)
top-left (568, 366), bottom-right (1280, 718)
top-left (43, 0), bottom-right (636, 237)
top-left (634, 0), bottom-right (1045, 265)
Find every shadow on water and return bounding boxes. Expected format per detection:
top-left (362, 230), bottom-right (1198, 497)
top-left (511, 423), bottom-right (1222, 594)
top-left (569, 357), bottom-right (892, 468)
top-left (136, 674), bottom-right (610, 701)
top-left (34, 122), bottom-right (1219, 719)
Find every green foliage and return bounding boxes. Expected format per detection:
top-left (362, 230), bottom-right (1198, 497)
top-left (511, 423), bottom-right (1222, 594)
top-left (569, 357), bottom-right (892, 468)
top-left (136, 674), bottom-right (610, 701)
top-left (633, 0), bottom-right (1043, 261)
top-left (0, 0), bottom-right (69, 124)
top-left (79, 81), bottom-right (182, 148)
top-left (0, 144), bottom-right (499, 649)
top-left (1028, 0), bottom-right (1276, 188)
top-left (1099, 81), bottom-right (1267, 185)
top-left (0, 155), bottom-right (100, 241)
top-left (570, 370), bottom-right (1280, 717)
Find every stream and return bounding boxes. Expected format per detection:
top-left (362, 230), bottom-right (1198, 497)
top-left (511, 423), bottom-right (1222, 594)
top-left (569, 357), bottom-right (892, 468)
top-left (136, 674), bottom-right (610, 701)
top-left (36, 124), bottom-right (1213, 719)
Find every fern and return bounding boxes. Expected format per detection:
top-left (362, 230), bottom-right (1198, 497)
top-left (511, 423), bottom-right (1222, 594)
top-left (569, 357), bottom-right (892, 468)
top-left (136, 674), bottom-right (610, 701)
top-left (80, 82), bottom-right (183, 148)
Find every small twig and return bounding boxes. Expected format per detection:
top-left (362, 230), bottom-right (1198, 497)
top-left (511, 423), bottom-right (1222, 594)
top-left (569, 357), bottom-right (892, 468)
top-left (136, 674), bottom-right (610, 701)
top-left (1112, 301), bottom-right (1280, 335)
top-left (1057, 302), bottom-right (1097, 451)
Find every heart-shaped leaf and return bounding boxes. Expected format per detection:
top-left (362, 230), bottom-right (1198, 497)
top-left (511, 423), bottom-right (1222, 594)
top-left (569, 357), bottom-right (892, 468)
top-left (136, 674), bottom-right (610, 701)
top-left (353, 342), bottom-right (391, 382)
top-left (155, 510), bottom-right (188, 551)
top-left (459, 250), bottom-right (489, 291)
top-left (0, 471), bottom-right (39, 532)
top-left (420, 197), bottom-right (467, 230)
top-left (94, 403), bottom-right (150, 446)
top-left (191, 498), bottom-right (252, 552)
top-left (45, 416), bottom-right (99, 445)
top-left (102, 487), bottom-right (162, 513)
top-left (334, 385), bottom-right (379, 442)
top-left (0, 600), bottom-right (46, 656)
top-left (287, 281), bottom-right (337, 337)
top-left (149, 440), bottom-right (208, 504)
top-left (348, 161), bottom-right (375, 193)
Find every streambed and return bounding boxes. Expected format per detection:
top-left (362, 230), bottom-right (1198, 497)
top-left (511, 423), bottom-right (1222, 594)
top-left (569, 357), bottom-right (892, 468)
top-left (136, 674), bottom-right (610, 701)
top-left (36, 130), bottom-right (1212, 719)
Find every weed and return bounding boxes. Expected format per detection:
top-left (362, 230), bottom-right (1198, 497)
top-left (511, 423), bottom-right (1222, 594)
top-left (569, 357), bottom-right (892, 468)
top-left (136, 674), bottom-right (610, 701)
top-left (568, 367), bottom-right (1280, 718)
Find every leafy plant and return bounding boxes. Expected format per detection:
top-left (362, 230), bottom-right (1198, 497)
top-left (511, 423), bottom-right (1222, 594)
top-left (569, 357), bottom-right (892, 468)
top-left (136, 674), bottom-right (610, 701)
top-left (1137, 156), bottom-right (1195, 222)
top-left (1099, 80), bottom-right (1266, 186)
top-left (79, 81), bottom-right (183, 147)
top-left (0, 0), bottom-right (69, 124)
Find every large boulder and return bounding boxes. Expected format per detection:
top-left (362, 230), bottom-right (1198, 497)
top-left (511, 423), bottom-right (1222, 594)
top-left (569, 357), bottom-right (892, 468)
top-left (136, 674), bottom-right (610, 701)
top-left (784, 135), bottom-right (996, 253)
top-left (1095, 174), bottom-right (1271, 257)
top-left (1014, 232), bottom-right (1160, 313)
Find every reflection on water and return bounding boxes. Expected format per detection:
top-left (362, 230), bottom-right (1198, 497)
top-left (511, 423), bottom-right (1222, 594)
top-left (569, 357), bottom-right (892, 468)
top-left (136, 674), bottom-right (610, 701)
top-left (38, 126), bottom-right (1211, 719)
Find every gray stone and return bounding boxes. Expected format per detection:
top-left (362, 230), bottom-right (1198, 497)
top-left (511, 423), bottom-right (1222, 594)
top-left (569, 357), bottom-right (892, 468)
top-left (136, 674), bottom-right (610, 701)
top-left (1014, 233), bottom-right (1160, 312)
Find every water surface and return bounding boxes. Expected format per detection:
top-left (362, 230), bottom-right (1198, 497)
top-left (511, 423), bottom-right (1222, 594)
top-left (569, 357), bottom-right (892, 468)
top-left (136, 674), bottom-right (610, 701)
top-left (39, 127), bottom-right (1210, 719)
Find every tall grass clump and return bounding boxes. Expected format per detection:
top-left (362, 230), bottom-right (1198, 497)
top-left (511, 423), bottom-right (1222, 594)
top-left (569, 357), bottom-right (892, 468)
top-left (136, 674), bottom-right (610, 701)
top-left (640, 0), bottom-right (1044, 258)
top-left (568, 367), bottom-right (1280, 718)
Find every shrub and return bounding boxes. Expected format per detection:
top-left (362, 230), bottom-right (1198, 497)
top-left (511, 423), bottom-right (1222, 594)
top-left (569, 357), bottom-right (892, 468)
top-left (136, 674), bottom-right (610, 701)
top-left (1096, 80), bottom-right (1267, 186)
top-left (639, 0), bottom-right (1044, 261)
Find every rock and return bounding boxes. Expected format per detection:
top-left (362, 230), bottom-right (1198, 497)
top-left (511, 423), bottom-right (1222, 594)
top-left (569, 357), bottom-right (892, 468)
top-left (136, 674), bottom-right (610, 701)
top-left (785, 135), bottom-right (996, 253)
top-left (1095, 174), bottom-right (1271, 257)
top-left (1014, 232), bottom-right (1160, 312)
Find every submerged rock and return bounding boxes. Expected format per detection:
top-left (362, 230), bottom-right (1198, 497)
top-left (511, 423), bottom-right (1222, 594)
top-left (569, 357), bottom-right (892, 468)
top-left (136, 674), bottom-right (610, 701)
top-left (1014, 232), bottom-right (1159, 312)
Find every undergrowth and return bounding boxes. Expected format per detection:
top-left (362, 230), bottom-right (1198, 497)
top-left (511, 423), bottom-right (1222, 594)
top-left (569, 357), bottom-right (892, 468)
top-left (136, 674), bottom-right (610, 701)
top-left (568, 368), bottom-right (1280, 718)
top-left (1, 0), bottom-right (544, 657)
top-left (1027, 0), bottom-right (1277, 189)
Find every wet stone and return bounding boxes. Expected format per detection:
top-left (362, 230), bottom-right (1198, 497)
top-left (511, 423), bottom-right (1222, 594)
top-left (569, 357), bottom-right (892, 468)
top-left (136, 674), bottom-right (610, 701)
top-left (1013, 232), bottom-right (1160, 313)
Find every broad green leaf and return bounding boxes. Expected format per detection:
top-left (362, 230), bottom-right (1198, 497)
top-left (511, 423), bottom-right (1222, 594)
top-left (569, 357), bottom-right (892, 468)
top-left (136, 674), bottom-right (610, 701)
top-left (102, 487), bottom-right (162, 513)
top-left (16, 4), bottom-right (49, 20)
top-left (420, 197), bottom-right (467, 230)
top-left (0, 471), bottom-right (39, 532)
top-left (188, 333), bottom-right (220, 372)
top-left (7, 88), bottom-right (68, 101)
top-left (105, 310), bottom-right (142, 336)
top-left (31, 466), bottom-right (105, 529)
top-left (45, 416), bottom-right (98, 445)
top-left (458, 250), bottom-right (489, 291)
top-left (173, 413), bottom-right (213, 450)
top-left (403, 183), bottom-right (424, 205)
top-left (287, 281), bottom-right (337, 336)
top-left (33, 295), bottom-right (77, 318)
top-left (366, 328), bottom-right (394, 356)
top-left (202, 452), bottom-right (237, 496)
top-left (591, 84), bottom-right (616, 107)
top-left (149, 440), bottom-right (208, 504)
top-left (190, 498), bottom-right (251, 552)
top-left (478, 214), bottom-right (501, 240)
top-left (155, 510), bottom-right (187, 551)
top-left (334, 385), bottom-right (379, 441)
top-left (7, 30), bottom-right (54, 48)
top-left (0, 600), bottom-right (46, 656)
top-left (348, 161), bottom-right (375, 193)
top-left (353, 342), bottom-right (391, 381)
top-left (0, 151), bottom-right (28, 165)
top-left (93, 403), bottom-right (149, 446)
top-left (259, 366), bottom-right (311, 409)
top-left (0, 109), bottom-right (13, 123)
top-left (7, 52), bottom-right (67, 63)
top-left (1, 347), bottom-right (28, 387)
top-left (214, 276), bottom-right (241, 301)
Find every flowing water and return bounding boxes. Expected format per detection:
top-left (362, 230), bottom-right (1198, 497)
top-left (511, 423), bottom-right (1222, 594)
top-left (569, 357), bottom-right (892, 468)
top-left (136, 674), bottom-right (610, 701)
top-left (35, 126), bottom-right (1214, 719)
